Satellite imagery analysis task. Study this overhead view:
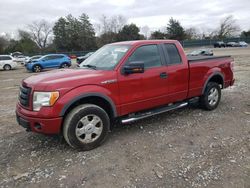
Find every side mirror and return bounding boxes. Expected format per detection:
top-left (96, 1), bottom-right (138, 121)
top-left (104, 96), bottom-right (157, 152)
top-left (123, 61), bottom-right (144, 74)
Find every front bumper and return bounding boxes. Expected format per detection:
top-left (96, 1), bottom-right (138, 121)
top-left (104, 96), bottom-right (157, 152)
top-left (16, 107), bottom-right (62, 134)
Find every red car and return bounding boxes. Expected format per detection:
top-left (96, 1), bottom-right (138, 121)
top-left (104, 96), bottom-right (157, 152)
top-left (16, 40), bottom-right (234, 150)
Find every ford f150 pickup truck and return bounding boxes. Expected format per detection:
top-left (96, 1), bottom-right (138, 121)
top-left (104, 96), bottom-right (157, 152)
top-left (16, 40), bottom-right (235, 150)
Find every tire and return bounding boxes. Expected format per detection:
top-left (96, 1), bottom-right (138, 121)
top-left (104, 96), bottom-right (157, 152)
top-left (63, 104), bottom-right (110, 150)
top-left (3, 64), bottom-right (11, 71)
top-left (60, 63), bottom-right (68, 68)
top-left (32, 65), bottom-right (42, 72)
top-left (200, 82), bottom-right (221, 110)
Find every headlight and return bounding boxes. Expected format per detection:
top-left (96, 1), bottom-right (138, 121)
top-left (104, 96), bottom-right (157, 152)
top-left (33, 91), bottom-right (59, 111)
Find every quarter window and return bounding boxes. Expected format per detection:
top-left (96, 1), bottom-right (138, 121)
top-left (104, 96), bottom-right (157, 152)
top-left (128, 45), bottom-right (162, 68)
top-left (164, 44), bottom-right (182, 65)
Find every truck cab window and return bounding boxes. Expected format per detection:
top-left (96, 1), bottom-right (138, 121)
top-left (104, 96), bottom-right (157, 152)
top-left (128, 45), bottom-right (162, 68)
top-left (164, 44), bottom-right (182, 65)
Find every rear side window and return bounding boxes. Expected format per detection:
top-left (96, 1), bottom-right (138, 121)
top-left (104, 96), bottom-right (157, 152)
top-left (128, 45), bottom-right (162, 68)
top-left (0, 56), bottom-right (11, 60)
top-left (164, 44), bottom-right (182, 65)
top-left (55, 55), bottom-right (64, 59)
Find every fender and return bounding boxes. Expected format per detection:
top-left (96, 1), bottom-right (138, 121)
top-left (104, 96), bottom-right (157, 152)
top-left (202, 71), bottom-right (224, 94)
top-left (58, 85), bottom-right (117, 117)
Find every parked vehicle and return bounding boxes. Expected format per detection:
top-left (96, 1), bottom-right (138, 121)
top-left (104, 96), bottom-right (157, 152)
top-left (16, 40), bottom-right (235, 150)
top-left (0, 55), bottom-right (17, 70)
top-left (25, 55), bottom-right (42, 65)
top-left (187, 49), bottom-right (213, 56)
top-left (25, 54), bottom-right (71, 72)
top-left (226, 42), bottom-right (238, 47)
top-left (238, 41), bottom-right (248, 47)
top-left (11, 51), bottom-right (23, 57)
top-left (214, 41), bottom-right (226, 48)
top-left (77, 52), bottom-right (95, 64)
top-left (13, 55), bottom-right (29, 65)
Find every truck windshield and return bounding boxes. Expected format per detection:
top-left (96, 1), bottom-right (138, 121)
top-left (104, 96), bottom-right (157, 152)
top-left (79, 45), bottom-right (131, 70)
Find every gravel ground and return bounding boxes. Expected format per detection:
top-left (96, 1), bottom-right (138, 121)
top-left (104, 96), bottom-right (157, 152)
top-left (0, 47), bottom-right (250, 188)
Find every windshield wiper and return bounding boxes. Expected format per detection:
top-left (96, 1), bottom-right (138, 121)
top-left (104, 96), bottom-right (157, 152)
top-left (81, 64), bottom-right (97, 70)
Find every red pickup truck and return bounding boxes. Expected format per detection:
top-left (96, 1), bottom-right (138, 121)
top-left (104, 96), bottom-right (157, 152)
top-left (16, 40), bottom-right (234, 150)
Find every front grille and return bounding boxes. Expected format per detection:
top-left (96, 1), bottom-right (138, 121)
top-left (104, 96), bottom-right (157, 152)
top-left (19, 85), bottom-right (31, 107)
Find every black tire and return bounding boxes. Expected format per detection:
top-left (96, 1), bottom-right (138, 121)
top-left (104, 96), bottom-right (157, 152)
top-left (200, 82), bottom-right (221, 110)
top-left (60, 63), bottom-right (69, 68)
top-left (3, 64), bottom-right (11, 71)
top-left (32, 65), bottom-right (42, 72)
top-left (63, 104), bottom-right (110, 150)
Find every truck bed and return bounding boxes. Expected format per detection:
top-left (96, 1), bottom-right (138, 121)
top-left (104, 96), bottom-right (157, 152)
top-left (188, 55), bottom-right (231, 63)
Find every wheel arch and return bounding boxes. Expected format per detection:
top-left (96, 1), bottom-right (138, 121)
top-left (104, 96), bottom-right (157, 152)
top-left (4, 64), bottom-right (12, 69)
top-left (60, 93), bottom-right (118, 121)
top-left (202, 72), bottom-right (224, 94)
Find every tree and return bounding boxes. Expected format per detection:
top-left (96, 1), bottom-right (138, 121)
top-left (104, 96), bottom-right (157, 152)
top-left (140, 26), bottom-right (150, 39)
top-left (97, 15), bottom-right (127, 34)
top-left (117, 24), bottom-right (141, 41)
top-left (166, 17), bottom-right (186, 41)
top-left (53, 17), bottom-right (69, 51)
top-left (53, 13), bottom-right (96, 51)
top-left (28, 20), bottom-right (53, 50)
top-left (96, 15), bottom-right (127, 46)
top-left (16, 30), bottom-right (39, 54)
top-left (78, 13), bottom-right (96, 50)
top-left (0, 36), bottom-right (9, 54)
top-left (241, 30), bottom-right (250, 38)
top-left (216, 15), bottom-right (240, 39)
top-left (185, 27), bottom-right (199, 40)
top-left (150, 30), bottom-right (166, 39)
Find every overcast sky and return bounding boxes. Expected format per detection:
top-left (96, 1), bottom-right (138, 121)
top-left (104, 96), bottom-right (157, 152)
top-left (0, 0), bottom-right (250, 37)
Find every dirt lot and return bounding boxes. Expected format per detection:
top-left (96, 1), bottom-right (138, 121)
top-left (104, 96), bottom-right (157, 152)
top-left (0, 47), bottom-right (250, 188)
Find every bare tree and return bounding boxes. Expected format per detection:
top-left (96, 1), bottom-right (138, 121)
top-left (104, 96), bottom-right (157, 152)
top-left (28, 20), bottom-right (52, 50)
top-left (96, 15), bottom-right (127, 35)
top-left (140, 25), bottom-right (150, 39)
top-left (185, 27), bottom-right (200, 39)
top-left (216, 15), bottom-right (240, 39)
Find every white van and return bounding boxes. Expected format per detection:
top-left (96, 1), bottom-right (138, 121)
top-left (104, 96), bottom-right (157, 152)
top-left (0, 55), bottom-right (17, 70)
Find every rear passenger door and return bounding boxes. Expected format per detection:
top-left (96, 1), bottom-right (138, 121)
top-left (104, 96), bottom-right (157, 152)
top-left (44, 55), bottom-right (60, 68)
top-left (162, 43), bottom-right (189, 102)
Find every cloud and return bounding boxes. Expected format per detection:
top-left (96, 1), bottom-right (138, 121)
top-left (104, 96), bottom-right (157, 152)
top-left (0, 0), bottom-right (249, 36)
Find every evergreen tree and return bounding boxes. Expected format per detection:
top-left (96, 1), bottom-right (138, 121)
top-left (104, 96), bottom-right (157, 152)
top-left (166, 17), bottom-right (186, 41)
top-left (117, 24), bottom-right (140, 41)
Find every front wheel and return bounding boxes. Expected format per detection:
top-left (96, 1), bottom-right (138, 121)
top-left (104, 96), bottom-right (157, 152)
top-left (200, 82), bottom-right (221, 110)
top-left (63, 104), bottom-right (110, 150)
top-left (32, 65), bottom-right (42, 72)
top-left (3, 64), bottom-right (11, 71)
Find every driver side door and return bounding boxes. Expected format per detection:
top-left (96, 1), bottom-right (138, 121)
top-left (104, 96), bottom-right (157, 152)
top-left (118, 44), bottom-right (168, 116)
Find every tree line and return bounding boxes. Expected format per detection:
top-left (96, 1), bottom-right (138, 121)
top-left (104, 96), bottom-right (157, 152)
top-left (0, 14), bottom-right (249, 54)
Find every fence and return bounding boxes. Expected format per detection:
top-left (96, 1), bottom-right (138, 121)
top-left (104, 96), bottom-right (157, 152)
top-left (180, 37), bottom-right (250, 48)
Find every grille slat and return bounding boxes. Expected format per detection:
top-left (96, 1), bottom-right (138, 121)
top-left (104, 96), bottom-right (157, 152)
top-left (19, 85), bottom-right (31, 107)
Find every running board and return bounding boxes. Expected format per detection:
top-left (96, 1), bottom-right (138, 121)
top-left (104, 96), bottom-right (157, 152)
top-left (121, 102), bottom-right (188, 124)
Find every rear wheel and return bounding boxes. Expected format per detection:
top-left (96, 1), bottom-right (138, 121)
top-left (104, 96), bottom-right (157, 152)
top-left (200, 82), bottom-right (221, 110)
top-left (32, 65), bottom-right (42, 72)
top-left (3, 64), bottom-right (11, 71)
top-left (60, 63), bottom-right (69, 68)
top-left (63, 104), bottom-right (110, 150)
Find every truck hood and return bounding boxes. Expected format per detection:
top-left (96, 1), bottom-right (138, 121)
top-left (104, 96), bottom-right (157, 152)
top-left (23, 68), bottom-right (115, 91)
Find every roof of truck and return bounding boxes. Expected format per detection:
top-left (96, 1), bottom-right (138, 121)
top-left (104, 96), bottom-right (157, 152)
top-left (110, 40), bottom-right (178, 46)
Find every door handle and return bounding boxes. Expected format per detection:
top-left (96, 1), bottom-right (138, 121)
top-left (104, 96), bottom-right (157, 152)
top-left (160, 72), bottom-right (168, 79)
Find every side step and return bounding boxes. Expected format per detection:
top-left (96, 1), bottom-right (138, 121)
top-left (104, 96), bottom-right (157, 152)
top-left (121, 102), bottom-right (188, 124)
